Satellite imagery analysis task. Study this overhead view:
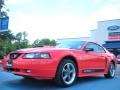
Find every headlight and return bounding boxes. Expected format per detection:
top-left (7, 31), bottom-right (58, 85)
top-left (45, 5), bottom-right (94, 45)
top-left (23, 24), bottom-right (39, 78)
top-left (23, 52), bottom-right (51, 59)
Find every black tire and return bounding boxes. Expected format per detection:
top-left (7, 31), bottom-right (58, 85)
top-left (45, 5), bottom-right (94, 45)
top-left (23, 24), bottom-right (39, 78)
top-left (23, 76), bottom-right (34, 79)
top-left (54, 59), bottom-right (77, 87)
top-left (104, 62), bottom-right (115, 78)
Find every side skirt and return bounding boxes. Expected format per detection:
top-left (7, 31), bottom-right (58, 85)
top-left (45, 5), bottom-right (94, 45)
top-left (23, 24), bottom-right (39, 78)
top-left (82, 69), bottom-right (104, 73)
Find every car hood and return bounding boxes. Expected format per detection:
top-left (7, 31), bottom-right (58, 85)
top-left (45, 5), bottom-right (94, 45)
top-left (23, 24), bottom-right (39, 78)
top-left (12, 47), bottom-right (75, 53)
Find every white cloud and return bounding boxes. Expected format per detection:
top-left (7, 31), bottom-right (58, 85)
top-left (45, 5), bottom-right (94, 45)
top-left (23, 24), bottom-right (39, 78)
top-left (92, 0), bottom-right (120, 4)
top-left (92, 0), bottom-right (103, 4)
top-left (9, 12), bottom-right (90, 42)
top-left (92, 5), bottom-right (120, 22)
top-left (7, 0), bottom-right (120, 42)
top-left (109, 0), bottom-right (120, 3)
top-left (6, 0), bottom-right (31, 5)
top-left (86, 1), bottom-right (120, 30)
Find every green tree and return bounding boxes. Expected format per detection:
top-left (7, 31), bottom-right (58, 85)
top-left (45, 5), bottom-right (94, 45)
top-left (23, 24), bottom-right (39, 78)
top-left (15, 32), bottom-right (22, 42)
top-left (14, 31), bottom-right (29, 49)
top-left (32, 38), bottom-right (56, 47)
top-left (0, 0), bottom-right (4, 9)
top-left (0, 31), bottom-right (29, 57)
top-left (50, 39), bottom-right (56, 46)
top-left (39, 38), bottom-right (51, 46)
top-left (32, 39), bottom-right (40, 47)
top-left (23, 31), bottom-right (28, 40)
top-left (0, 31), bottom-right (15, 41)
top-left (0, 31), bottom-right (15, 56)
top-left (0, 0), bottom-right (8, 17)
top-left (0, 1), bottom-right (30, 58)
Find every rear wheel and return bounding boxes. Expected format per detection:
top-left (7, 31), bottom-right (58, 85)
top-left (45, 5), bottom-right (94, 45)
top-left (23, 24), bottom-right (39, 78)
top-left (104, 62), bottom-right (115, 78)
top-left (54, 59), bottom-right (77, 87)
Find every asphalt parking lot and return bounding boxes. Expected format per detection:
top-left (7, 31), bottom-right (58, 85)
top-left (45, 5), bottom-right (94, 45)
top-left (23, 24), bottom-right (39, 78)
top-left (0, 65), bottom-right (120, 90)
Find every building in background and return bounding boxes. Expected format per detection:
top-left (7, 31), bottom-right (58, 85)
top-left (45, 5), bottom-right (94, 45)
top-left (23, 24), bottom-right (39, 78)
top-left (57, 19), bottom-right (120, 56)
top-left (91, 19), bottom-right (120, 56)
top-left (90, 19), bottom-right (120, 45)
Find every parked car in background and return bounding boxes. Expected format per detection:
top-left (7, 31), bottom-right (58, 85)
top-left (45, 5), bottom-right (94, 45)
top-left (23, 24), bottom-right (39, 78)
top-left (2, 41), bottom-right (117, 87)
top-left (117, 54), bottom-right (120, 64)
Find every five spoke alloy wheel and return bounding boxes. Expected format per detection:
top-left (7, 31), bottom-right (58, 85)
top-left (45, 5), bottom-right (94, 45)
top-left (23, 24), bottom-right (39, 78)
top-left (54, 59), bottom-right (77, 87)
top-left (62, 63), bottom-right (76, 85)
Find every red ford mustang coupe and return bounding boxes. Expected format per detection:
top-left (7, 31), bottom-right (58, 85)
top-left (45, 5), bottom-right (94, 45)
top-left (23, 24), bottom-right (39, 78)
top-left (2, 41), bottom-right (117, 86)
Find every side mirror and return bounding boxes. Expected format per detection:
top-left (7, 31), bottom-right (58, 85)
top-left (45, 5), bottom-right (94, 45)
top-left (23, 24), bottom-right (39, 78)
top-left (84, 48), bottom-right (94, 52)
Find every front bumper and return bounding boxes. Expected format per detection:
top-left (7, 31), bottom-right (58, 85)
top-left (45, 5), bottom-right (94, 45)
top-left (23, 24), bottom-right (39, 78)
top-left (2, 59), bottom-right (57, 79)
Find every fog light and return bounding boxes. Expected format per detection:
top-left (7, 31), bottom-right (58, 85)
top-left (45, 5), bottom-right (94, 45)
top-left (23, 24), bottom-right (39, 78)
top-left (26, 69), bottom-right (31, 73)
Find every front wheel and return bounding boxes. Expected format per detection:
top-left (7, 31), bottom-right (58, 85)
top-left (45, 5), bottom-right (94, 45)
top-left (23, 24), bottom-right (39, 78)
top-left (23, 76), bottom-right (34, 80)
top-left (54, 59), bottom-right (77, 87)
top-left (104, 62), bottom-right (115, 78)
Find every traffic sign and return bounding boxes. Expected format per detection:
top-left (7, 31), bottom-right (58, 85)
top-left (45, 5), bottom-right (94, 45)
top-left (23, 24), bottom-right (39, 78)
top-left (0, 16), bottom-right (9, 32)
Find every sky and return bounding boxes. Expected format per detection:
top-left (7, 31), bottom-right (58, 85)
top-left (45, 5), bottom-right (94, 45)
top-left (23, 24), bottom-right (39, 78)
top-left (5, 0), bottom-right (120, 42)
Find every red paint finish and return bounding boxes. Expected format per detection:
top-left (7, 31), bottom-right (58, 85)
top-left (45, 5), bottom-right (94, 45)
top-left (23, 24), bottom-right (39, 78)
top-left (2, 41), bottom-right (116, 79)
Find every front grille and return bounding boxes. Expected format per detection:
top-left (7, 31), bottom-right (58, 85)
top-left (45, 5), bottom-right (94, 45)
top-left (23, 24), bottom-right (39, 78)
top-left (6, 68), bottom-right (20, 72)
top-left (10, 53), bottom-right (21, 59)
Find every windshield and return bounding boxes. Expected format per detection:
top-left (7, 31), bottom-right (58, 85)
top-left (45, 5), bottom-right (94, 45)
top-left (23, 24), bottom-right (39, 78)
top-left (56, 41), bottom-right (85, 49)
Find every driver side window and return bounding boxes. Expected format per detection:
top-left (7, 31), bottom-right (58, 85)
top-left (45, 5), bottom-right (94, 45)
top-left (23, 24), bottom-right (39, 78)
top-left (85, 43), bottom-right (105, 53)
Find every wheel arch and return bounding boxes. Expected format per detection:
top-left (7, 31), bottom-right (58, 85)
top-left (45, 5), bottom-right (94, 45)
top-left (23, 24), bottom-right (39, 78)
top-left (111, 60), bottom-right (117, 69)
top-left (55, 55), bottom-right (79, 77)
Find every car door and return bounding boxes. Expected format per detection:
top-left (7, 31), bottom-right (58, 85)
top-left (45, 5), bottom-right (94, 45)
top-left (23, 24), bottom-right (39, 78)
top-left (80, 42), bottom-right (107, 74)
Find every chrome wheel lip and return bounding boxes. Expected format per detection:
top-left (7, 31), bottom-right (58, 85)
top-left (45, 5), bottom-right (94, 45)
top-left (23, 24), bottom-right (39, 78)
top-left (62, 63), bottom-right (76, 85)
top-left (109, 63), bottom-right (115, 77)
